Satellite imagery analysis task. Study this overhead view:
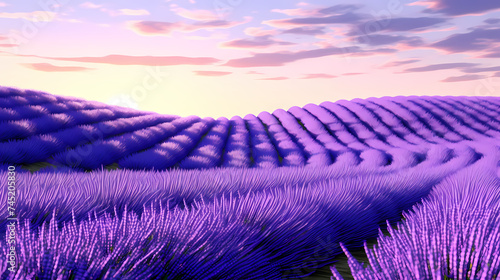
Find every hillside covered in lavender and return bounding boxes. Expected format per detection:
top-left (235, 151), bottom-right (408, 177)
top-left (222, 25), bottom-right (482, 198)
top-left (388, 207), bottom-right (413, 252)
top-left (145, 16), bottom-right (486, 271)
top-left (0, 86), bottom-right (499, 279)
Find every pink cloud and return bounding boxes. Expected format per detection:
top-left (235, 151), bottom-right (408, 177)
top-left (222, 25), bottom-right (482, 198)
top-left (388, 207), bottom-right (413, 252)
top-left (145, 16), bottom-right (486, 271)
top-left (244, 27), bottom-right (277, 37)
top-left (300, 73), bottom-right (336, 79)
top-left (80, 2), bottom-right (102, 9)
top-left (271, 8), bottom-right (318, 17)
top-left (194, 70), bottom-right (232, 76)
top-left (0, 44), bottom-right (18, 48)
top-left (13, 53), bottom-right (219, 66)
top-left (22, 63), bottom-right (93, 72)
top-left (0, 11), bottom-right (57, 22)
top-left (119, 9), bottom-right (150, 16)
top-left (247, 71), bottom-right (263, 75)
top-left (129, 17), bottom-right (251, 36)
top-left (170, 5), bottom-right (218, 21)
top-left (0, 2), bottom-right (7, 7)
top-left (258, 76), bottom-right (289, 80)
top-left (342, 72), bottom-right (364, 76)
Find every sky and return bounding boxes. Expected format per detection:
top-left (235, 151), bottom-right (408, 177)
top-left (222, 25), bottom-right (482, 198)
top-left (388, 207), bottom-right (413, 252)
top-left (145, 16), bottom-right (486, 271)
top-left (0, 0), bottom-right (499, 118)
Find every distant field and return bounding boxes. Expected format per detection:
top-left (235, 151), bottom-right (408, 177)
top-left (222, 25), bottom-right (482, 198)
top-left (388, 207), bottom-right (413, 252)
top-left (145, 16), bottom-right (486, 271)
top-left (0, 86), bottom-right (499, 279)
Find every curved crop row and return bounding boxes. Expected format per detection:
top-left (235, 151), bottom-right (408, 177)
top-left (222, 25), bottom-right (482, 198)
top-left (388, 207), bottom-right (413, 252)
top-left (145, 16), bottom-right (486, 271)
top-left (52, 116), bottom-right (199, 169)
top-left (258, 111), bottom-right (306, 167)
top-left (0, 114), bottom-right (177, 164)
top-left (332, 147), bottom-right (500, 280)
top-left (118, 118), bottom-right (214, 170)
top-left (244, 114), bottom-right (280, 168)
top-left (178, 117), bottom-right (231, 169)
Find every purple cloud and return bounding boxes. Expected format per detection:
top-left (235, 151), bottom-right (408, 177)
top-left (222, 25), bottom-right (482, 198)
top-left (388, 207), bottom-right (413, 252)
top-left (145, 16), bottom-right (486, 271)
top-left (354, 34), bottom-right (424, 46)
top-left (431, 28), bottom-right (500, 53)
top-left (403, 63), bottom-right (479, 73)
top-left (350, 17), bottom-right (447, 35)
top-left (224, 46), bottom-right (394, 67)
top-left (265, 12), bottom-right (365, 28)
top-left (483, 48), bottom-right (500, 58)
top-left (493, 72), bottom-right (500, 77)
top-left (316, 5), bottom-right (362, 15)
top-left (484, 18), bottom-right (500, 25)
top-left (462, 66), bottom-right (500, 73)
top-left (424, 0), bottom-right (500, 16)
top-left (221, 35), bottom-right (294, 49)
top-left (282, 27), bottom-right (325, 36)
top-left (441, 74), bottom-right (487, 82)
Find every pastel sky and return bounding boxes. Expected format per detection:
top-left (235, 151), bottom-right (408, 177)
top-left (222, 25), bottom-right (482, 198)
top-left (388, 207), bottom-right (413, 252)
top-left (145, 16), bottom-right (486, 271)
top-left (0, 0), bottom-right (499, 118)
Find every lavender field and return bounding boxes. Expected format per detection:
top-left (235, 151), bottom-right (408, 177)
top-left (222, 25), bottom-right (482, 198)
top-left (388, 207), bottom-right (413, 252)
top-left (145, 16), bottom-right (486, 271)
top-left (0, 86), bottom-right (499, 279)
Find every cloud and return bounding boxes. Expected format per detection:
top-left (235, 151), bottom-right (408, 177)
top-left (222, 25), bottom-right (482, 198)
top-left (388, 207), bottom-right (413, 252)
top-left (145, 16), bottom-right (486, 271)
top-left (264, 12), bottom-right (365, 28)
top-left (493, 72), bottom-right (500, 77)
top-left (431, 27), bottom-right (500, 53)
top-left (441, 74), bottom-right (487, 82)
top-left (0, 11), bottom-right (57, 22)
top-left (220, 35), bottom-right (294, 49)
top-left (170, 5), bottom-right (218, 21)
top-left (16, 54), bottom-right (219, 66)
top-left (0, 44), bottom-right (18, 48)
top-left (119, 9), bottom-right (150, 16)
top-left (80, 2), bottom-right (102, 9)
top-left (22, 63), bottom-right (93, 72)
top-left (272, 4), bottom-right (361, 17)
top-left (0, 36), bottom-right (6, 41)
top-left (342, 72), bottom-right (364, 76)
top-left (300, 73), bottom-right (336, 79)
top-left (483, 49), bottom-right (500, 58)
top-left (0, 2), bottom-right (7, 7)
top-left (244, 27), bottom-right (277, 37)
top-left (224, 46), bottom-right (381, 67)
top-left (423, 0), bottom-right (500, 16)
top-left (382, 59), bottom-right (420, 68)
top-left (484, 18), bottom-right (500, 25)
top-left (129, 17), bottom-right (251, 36)
top-left (282, 27), bottom-right (325, 36)
top-left (247, 71), bottom-right (263, 75)
top-left (403, 63), bottom-right (479, 72)
top-left (354, 34), bottom-right (424, 46)
top-left (258, 77), bottom-right (289, 80)
top-left (194, 70), bottom-right (231, 76)
top-left (350, 17), bottom-right (447, 35)
top-left (462, 66), bottom-right (500, 73)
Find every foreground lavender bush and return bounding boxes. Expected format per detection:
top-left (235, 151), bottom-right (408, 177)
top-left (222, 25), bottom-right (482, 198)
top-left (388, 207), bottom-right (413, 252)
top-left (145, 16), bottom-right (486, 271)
top-left (1, 169), bottom-right (446, 279)
top-left (331, 152), bottom-right (500, 280)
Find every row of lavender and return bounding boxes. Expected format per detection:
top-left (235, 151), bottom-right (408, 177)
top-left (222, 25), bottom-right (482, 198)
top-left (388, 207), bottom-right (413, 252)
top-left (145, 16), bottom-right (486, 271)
top-left (0, 143), bottom-right (474, 233)
top-left (0, 142), bottom-right (481, 279)
top-left (1, 86), bottom-right (500, 170)
top-left (331, 145), bottom-right (500, 279)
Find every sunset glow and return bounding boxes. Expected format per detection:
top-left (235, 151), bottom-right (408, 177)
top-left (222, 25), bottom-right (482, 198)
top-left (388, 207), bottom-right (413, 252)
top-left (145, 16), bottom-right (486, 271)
top-left (0, 0), bottom-right (499, 117)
